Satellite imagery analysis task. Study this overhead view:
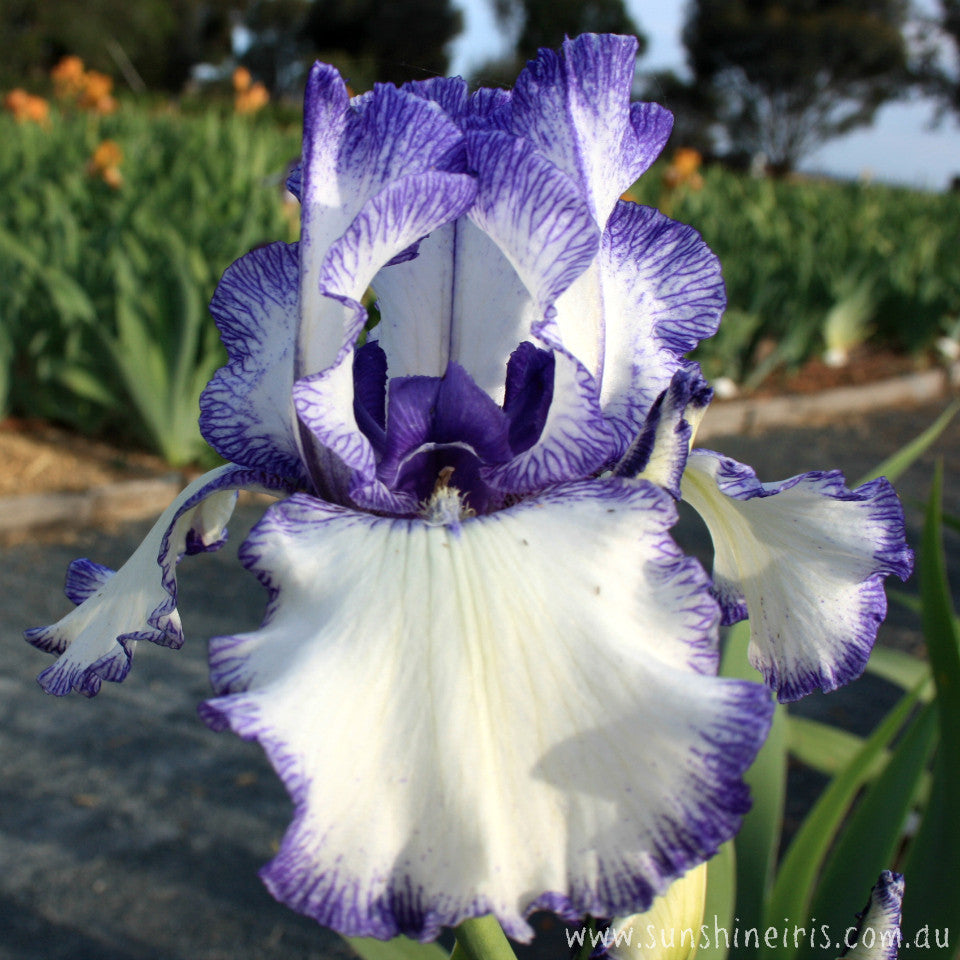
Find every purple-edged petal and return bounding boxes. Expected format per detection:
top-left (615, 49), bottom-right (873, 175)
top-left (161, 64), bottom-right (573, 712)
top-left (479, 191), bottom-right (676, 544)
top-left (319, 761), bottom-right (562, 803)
top-left (510, 34), bottom-right (673, 227)
top-left (681, 451), bottom-right (914, 702)
top-left (555, 200), bottom-right (725, 455)
top-left (297, 66), bottom-right (471, 378)
top-left (614, 365), bottom-right (713, 499)
top-left (401, 76), bottom-right (469, 124)
top-left (295, 168), bottom-right (476, 501)
top-left (294, 352), bottom-right (422, 514)
top-left (200, 480), bottom-right (772, 942)
top-left (63, 559), bottom-right (114, 606)
top-left (842, 872), bottom-right (904, 960)
top-left (200, 241), bottom-right (305, 480)
top-left (466, 129), bottom-right (599, 323)
top-left (25, 466), bottom-right (292, 698)
top-left (300, 168), bottom-right (477, 379)
top-left (372, 128), bottom-right (597, 404)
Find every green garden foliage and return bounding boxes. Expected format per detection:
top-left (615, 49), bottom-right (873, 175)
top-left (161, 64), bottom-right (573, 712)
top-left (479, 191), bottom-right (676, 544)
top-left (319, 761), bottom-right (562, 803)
top-left (626, 165), bottom-right (960, 388)
top-left (0, 104), bottom-right (300, 464)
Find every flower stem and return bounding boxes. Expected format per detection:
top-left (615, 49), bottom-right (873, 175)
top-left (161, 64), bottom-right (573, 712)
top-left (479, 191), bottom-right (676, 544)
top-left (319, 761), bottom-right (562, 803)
top-left (450, 916), bottom-right (518, 960)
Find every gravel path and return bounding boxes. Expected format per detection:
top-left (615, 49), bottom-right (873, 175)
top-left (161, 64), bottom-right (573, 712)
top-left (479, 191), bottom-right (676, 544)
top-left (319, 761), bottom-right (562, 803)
top-left (2, 400), bottom-right (957, 960)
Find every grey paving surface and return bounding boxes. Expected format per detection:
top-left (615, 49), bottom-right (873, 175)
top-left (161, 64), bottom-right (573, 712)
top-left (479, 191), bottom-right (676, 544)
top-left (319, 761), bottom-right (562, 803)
top-left (2, 400), bottom-right (958, 960)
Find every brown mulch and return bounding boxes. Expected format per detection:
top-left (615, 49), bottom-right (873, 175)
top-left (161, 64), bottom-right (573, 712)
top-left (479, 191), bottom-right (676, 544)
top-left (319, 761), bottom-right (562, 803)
top-left (750, 345), bottom-right (929, 397)
top-left (0, 417), bottom-right (171, 497)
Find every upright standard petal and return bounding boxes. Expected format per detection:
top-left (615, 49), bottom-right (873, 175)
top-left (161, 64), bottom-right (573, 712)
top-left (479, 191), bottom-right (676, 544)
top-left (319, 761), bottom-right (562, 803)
top-left (510, 34), bottom-right (672, 228)
top-left (26, 466), bottom-right (245, 696)
top-left (201, 480), bottom-right (772, 942)
top-left (297, 68), bottom-right (471, 377)
top-left (681, 451), bottom-right (913, 701)
top-left (372, 218), bottom-right (538, 394)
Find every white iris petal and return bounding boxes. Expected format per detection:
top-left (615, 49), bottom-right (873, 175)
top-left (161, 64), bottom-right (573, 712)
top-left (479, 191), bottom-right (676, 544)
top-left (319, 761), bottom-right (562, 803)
top-left (201, 480), bottom-right (770, 940)
top-left (681, 451), bottom-right (912, 701)
top-left (27, 465), bottom-right (241, 696)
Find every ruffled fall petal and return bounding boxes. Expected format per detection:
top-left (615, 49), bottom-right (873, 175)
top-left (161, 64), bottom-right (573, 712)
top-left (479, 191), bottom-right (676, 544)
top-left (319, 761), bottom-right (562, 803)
top-left (200, 480), bottom-right (772, 941)
top-left (25, 466), bottom-right (292, 697)
top-left (681, 451), bottom-right (914, 701)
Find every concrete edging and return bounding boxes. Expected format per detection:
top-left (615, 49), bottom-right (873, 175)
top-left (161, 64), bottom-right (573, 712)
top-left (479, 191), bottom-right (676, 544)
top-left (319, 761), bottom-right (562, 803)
top-left (697, 363), bottom-right (959, 439)
top-left (2, 363), bottom-right (957, 535)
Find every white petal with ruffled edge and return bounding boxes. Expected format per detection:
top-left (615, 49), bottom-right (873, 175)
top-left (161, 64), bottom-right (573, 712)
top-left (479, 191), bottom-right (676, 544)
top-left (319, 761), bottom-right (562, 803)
top-left (201, 479), bottom-right (772, 942)
top-left (681, 451), bottom-right (913, 702)
top-left (200, 241), bottom-right (303, 479)
top-left (25, 466), bottom-right (285, 697)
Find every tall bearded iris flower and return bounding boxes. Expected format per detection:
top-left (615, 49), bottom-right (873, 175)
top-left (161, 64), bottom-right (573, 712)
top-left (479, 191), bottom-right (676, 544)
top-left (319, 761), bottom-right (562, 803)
top-left (27, 35), bottom-right (911, 944)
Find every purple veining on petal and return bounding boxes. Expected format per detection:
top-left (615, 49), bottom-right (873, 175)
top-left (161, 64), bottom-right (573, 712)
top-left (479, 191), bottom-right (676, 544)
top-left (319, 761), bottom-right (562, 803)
top-left (841, 872), bottom-right (904, 960)
top-left (466, 128), bottom-right (599, 319)
top-left (200, 241), bottom-right (306, 481)
top-left (593, 201), bottom-right (725, 452)
top-left (712, 578), bottom-right (750, 627)
top-left (464, 86), bottom-right (513, 131)
top-left (688, 451), bottom-right (913, 702)
top-left (704, 457), bottom-right (914, 581)
top-left (63, 559), bottom-right (114, 606)
top-left (293, 164), bottom-right (478, 506)
top-left (485, 352), bottom-right (617, 495)
top-left (26, 466), bottom-right (297, 698)
top-left (509, 34), bottom-right (672, 228)
top-left (613, 364), bottom-right (713, 498)
top-left (402, 76), bottom-right (469, 124)
top-left (297, 67), bottom-right (474, 391)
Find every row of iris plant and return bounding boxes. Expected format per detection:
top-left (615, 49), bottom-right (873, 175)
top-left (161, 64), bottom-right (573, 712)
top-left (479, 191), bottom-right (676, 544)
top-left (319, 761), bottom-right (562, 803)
top-left (25, 32), bottom-right (960, 960)
top-left (2, 70), bottom-right (959, 465)
top-left (0, 99), bottom-right (300, 465)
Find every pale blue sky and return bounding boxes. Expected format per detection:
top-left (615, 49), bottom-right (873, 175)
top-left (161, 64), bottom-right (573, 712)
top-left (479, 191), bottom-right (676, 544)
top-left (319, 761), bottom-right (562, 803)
top-left (449, 0), bottom-right (960, 190)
